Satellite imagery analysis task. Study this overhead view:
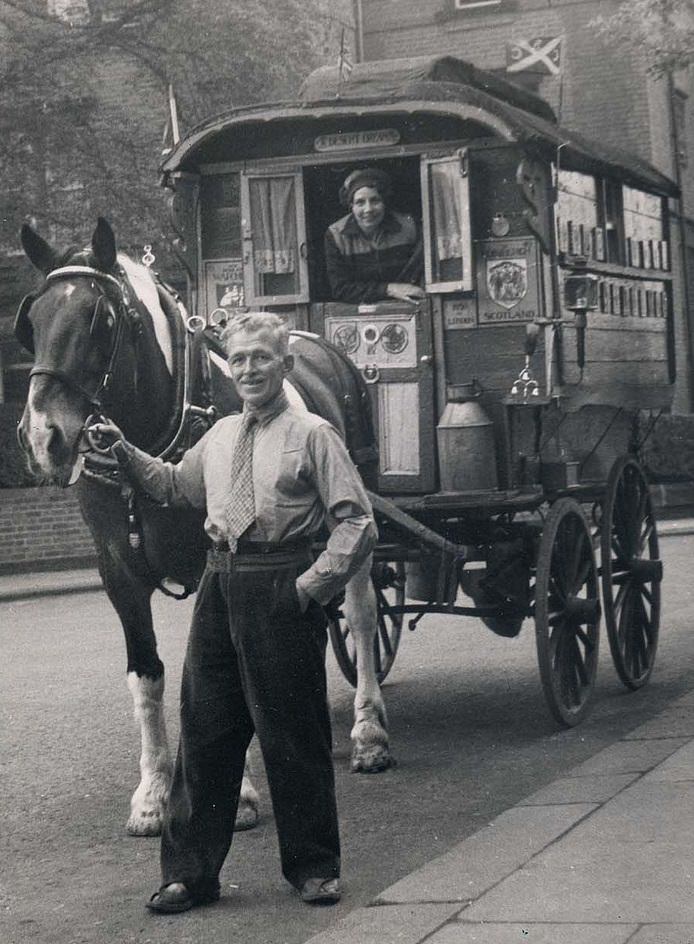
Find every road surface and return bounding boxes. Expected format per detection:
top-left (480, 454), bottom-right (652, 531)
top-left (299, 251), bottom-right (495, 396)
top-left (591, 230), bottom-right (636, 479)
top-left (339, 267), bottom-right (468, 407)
top-left (2, 533), bottom-right (693, 944)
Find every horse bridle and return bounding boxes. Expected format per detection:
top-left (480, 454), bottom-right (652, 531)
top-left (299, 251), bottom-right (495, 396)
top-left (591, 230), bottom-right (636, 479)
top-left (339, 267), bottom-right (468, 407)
top-left (19, 264), bottom-right (138, 410)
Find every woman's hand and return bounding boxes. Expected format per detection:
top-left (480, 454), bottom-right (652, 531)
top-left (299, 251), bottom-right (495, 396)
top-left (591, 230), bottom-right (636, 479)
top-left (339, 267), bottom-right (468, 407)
top-left (386, 282), bottom-right (426, 303)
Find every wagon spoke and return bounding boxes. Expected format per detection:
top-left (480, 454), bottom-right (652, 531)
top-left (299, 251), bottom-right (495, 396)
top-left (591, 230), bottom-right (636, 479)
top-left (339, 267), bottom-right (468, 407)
top-left (570, 635), bottom-right (589, 689)
top-left (566, 527), bottom-right (585, 590)
top-left (574, 556), bottom-right (594, 594)
top-left (575, 626), bottom-right (594, 650)
top-left (639, 520), bottom-right (655, 555)
top-left (377, 609), bottom-right (394, 658)
top-left (548, 610), bottom-right (564, 627)
top-left (613, 579), bottom-right (628, 617)
top-left (635, 591), bottom-right (653, 646)
top-left (549, 574), bottom-right (568, 606)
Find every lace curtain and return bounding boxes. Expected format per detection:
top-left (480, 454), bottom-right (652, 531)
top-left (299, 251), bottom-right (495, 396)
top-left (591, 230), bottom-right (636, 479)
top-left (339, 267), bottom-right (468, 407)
top-left (249, 177), bottom-right (297, 274)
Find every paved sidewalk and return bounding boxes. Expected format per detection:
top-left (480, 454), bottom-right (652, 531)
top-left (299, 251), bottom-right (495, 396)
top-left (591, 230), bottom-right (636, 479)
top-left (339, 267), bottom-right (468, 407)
top-left (0, 566), bottom-right (103, 602)
top-left (306, 690), bottom-right (694, 944)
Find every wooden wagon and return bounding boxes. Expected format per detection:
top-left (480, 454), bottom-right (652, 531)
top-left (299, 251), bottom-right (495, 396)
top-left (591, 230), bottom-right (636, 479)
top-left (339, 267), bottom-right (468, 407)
top-left (160, 55), bottom-right (676, 726)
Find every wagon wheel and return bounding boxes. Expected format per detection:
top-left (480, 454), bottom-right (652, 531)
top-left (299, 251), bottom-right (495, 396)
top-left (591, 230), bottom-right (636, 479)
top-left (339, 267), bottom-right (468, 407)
top-left (600, 456), bottom-right (661, 690)
top-left (328, 561), bottom-right (405, 687)
top-left (535, 498), bottom-right (601, 727)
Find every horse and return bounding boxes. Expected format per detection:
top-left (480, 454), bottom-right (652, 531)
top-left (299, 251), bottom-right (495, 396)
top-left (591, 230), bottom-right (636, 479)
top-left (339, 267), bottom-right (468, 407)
top-left (15, 217), bottom-right (392, 837)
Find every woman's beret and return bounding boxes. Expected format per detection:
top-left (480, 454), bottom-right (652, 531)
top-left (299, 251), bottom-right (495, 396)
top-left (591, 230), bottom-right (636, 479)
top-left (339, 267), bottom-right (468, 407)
top-left (339, 167), bottom-right (393, 208)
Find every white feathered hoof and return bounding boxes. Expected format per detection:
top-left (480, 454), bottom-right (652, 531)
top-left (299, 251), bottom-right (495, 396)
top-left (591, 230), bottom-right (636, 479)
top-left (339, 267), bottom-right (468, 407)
top-left (235, 801), bottom-right (259, 831)
top-left (351, 743), bottom-right (393, 773)
top-left (126, 807), bottom-right (163, 837)
top-left (126, 772), bottom-right (170, 836)
top-left (235, 796), bottom-right (259, 830)
top-left (235, 775), bottom-right (260, 830)
top-left (350, 726), bottom-right (393, 774)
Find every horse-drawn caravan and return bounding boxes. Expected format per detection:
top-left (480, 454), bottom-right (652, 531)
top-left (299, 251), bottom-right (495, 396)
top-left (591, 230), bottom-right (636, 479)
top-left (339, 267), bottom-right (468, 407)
top-left (161, 54), bottom-right (674, 725)
top-left (15, 54), bottom-right (675, 833)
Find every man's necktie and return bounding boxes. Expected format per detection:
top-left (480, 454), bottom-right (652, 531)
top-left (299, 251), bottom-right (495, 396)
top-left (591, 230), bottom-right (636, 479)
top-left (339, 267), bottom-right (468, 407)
top-left (225, 412), bottom-right (257, 551)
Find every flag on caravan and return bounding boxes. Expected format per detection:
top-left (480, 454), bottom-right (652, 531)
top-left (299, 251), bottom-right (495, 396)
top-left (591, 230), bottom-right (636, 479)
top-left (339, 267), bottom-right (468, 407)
top-left (338, 28), bottom-right (354, 84)
top-left (161, 83), bottom-right (181, 157)
top-left (506, 36), bottom-right (562, 75)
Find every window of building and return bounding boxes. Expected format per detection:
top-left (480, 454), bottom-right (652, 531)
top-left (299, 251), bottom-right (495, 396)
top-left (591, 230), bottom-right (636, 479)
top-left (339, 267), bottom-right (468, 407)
top-left (453, 0), bottom-right (503, 10)
top-left (47, 0), bottom-right (90, 24)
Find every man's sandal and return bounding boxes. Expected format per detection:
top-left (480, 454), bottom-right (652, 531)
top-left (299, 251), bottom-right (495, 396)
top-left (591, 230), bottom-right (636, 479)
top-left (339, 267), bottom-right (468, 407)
top-left (299, 877), bottom-right (341, 905)
top-left (146, 882), bottom-right (219, 914)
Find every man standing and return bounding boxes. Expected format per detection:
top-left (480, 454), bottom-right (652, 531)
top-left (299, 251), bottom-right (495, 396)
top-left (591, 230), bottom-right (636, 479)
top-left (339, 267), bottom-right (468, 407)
top-left (90, 311), bottom-right (377, 914)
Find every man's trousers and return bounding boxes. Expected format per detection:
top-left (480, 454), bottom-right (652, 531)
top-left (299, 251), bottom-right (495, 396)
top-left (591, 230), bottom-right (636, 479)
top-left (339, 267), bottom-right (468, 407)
top-left (159, 547), bottom-right (340, 898)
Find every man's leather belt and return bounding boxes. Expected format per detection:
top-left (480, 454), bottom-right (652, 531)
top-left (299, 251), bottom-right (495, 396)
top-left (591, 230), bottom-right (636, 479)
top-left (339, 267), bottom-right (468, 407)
top-left (207, 541), bottom-right (311, 572)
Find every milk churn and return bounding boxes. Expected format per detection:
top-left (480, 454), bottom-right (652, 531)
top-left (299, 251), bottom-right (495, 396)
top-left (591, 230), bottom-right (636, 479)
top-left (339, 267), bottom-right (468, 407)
top-left (436, 383), bottom-right (497, 491)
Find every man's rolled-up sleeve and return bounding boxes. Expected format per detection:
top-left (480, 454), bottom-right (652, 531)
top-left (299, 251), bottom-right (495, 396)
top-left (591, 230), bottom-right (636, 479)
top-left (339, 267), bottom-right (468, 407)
top-left (120, 437), bottom-right (207, 509)
top-left (296, 425), bottom-right (378, 605)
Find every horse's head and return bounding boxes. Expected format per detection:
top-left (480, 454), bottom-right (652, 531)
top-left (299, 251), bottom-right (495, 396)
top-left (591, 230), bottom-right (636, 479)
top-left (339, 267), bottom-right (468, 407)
top-left (16, 218), bottom-right (132, 485)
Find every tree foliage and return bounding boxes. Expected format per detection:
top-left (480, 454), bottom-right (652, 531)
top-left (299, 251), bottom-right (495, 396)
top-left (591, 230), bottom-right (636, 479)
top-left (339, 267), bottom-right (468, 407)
top-left (0, 0), bottom-right (352, 260)
top-left (591, 0), bottom-right (694, 77)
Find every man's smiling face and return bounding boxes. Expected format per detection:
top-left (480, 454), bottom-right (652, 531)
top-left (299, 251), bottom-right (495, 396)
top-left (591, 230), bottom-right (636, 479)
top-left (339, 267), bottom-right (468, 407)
top-left (227, 327), bottom-right (293, 408)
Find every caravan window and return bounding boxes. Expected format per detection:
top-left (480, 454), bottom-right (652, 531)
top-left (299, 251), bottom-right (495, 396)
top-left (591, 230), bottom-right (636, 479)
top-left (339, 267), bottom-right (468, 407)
top-left (240, 172), bottom-right (309, 305)
top-left (421, 152), bottom-right (473, 292)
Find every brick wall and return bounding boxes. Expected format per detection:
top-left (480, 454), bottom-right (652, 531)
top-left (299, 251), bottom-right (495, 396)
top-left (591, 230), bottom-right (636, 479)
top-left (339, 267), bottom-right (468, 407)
top-left (361, 0), bottom-right (655, 168)
top-left (0, 487), bottom-right (96, 573)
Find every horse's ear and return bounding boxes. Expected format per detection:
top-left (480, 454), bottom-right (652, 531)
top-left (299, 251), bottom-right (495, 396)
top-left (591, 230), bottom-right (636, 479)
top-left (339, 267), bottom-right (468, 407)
top-left (20, 223), bottom-right (60, 275)
top-left (92, 217), bottom-right (117, 271)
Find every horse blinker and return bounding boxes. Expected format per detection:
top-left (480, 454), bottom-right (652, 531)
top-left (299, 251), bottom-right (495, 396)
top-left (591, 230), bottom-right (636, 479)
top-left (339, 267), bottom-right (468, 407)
top-left (14, 293), bottom-right (37, 355)
top-left (90, 294), bottom-right (118, 357)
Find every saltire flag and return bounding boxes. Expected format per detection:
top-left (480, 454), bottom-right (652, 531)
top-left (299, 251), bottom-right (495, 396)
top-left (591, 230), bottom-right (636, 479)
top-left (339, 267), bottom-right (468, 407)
top-left (506, 36), bottom-right (562, 75)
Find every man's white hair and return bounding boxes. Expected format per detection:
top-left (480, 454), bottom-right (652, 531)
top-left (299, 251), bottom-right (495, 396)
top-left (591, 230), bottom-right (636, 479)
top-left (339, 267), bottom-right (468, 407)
top-left (221, 311), bottom-right (290, 357)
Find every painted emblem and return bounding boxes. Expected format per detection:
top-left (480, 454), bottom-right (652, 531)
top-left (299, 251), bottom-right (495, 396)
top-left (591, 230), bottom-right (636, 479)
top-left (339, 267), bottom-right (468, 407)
top-left (333, 323), bottom-right (360, 355)
top-left (486, 258), bottom-right (528, 310)
top-left (380, 323), bottom-right (408, 354)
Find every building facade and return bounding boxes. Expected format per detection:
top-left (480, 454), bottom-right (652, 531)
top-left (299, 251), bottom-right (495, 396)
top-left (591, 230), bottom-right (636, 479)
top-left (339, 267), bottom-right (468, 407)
top-left (355, 0), bottom-right (694, 411)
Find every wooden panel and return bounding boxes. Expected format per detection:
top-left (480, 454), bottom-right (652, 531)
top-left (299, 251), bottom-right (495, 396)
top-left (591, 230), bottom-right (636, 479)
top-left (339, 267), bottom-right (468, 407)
top-left (583, 329), bottom-right (670, 363)
top-left (378, 383), bottom-right (420, 475)
top-left (582, 311), bottom-right (668, 333)
top-left (562, 360), bottom-right (670, 387)
top-left (316, 302), bottom-right (436, 493)
top-left (444, 324), bottom-right (547, 391)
